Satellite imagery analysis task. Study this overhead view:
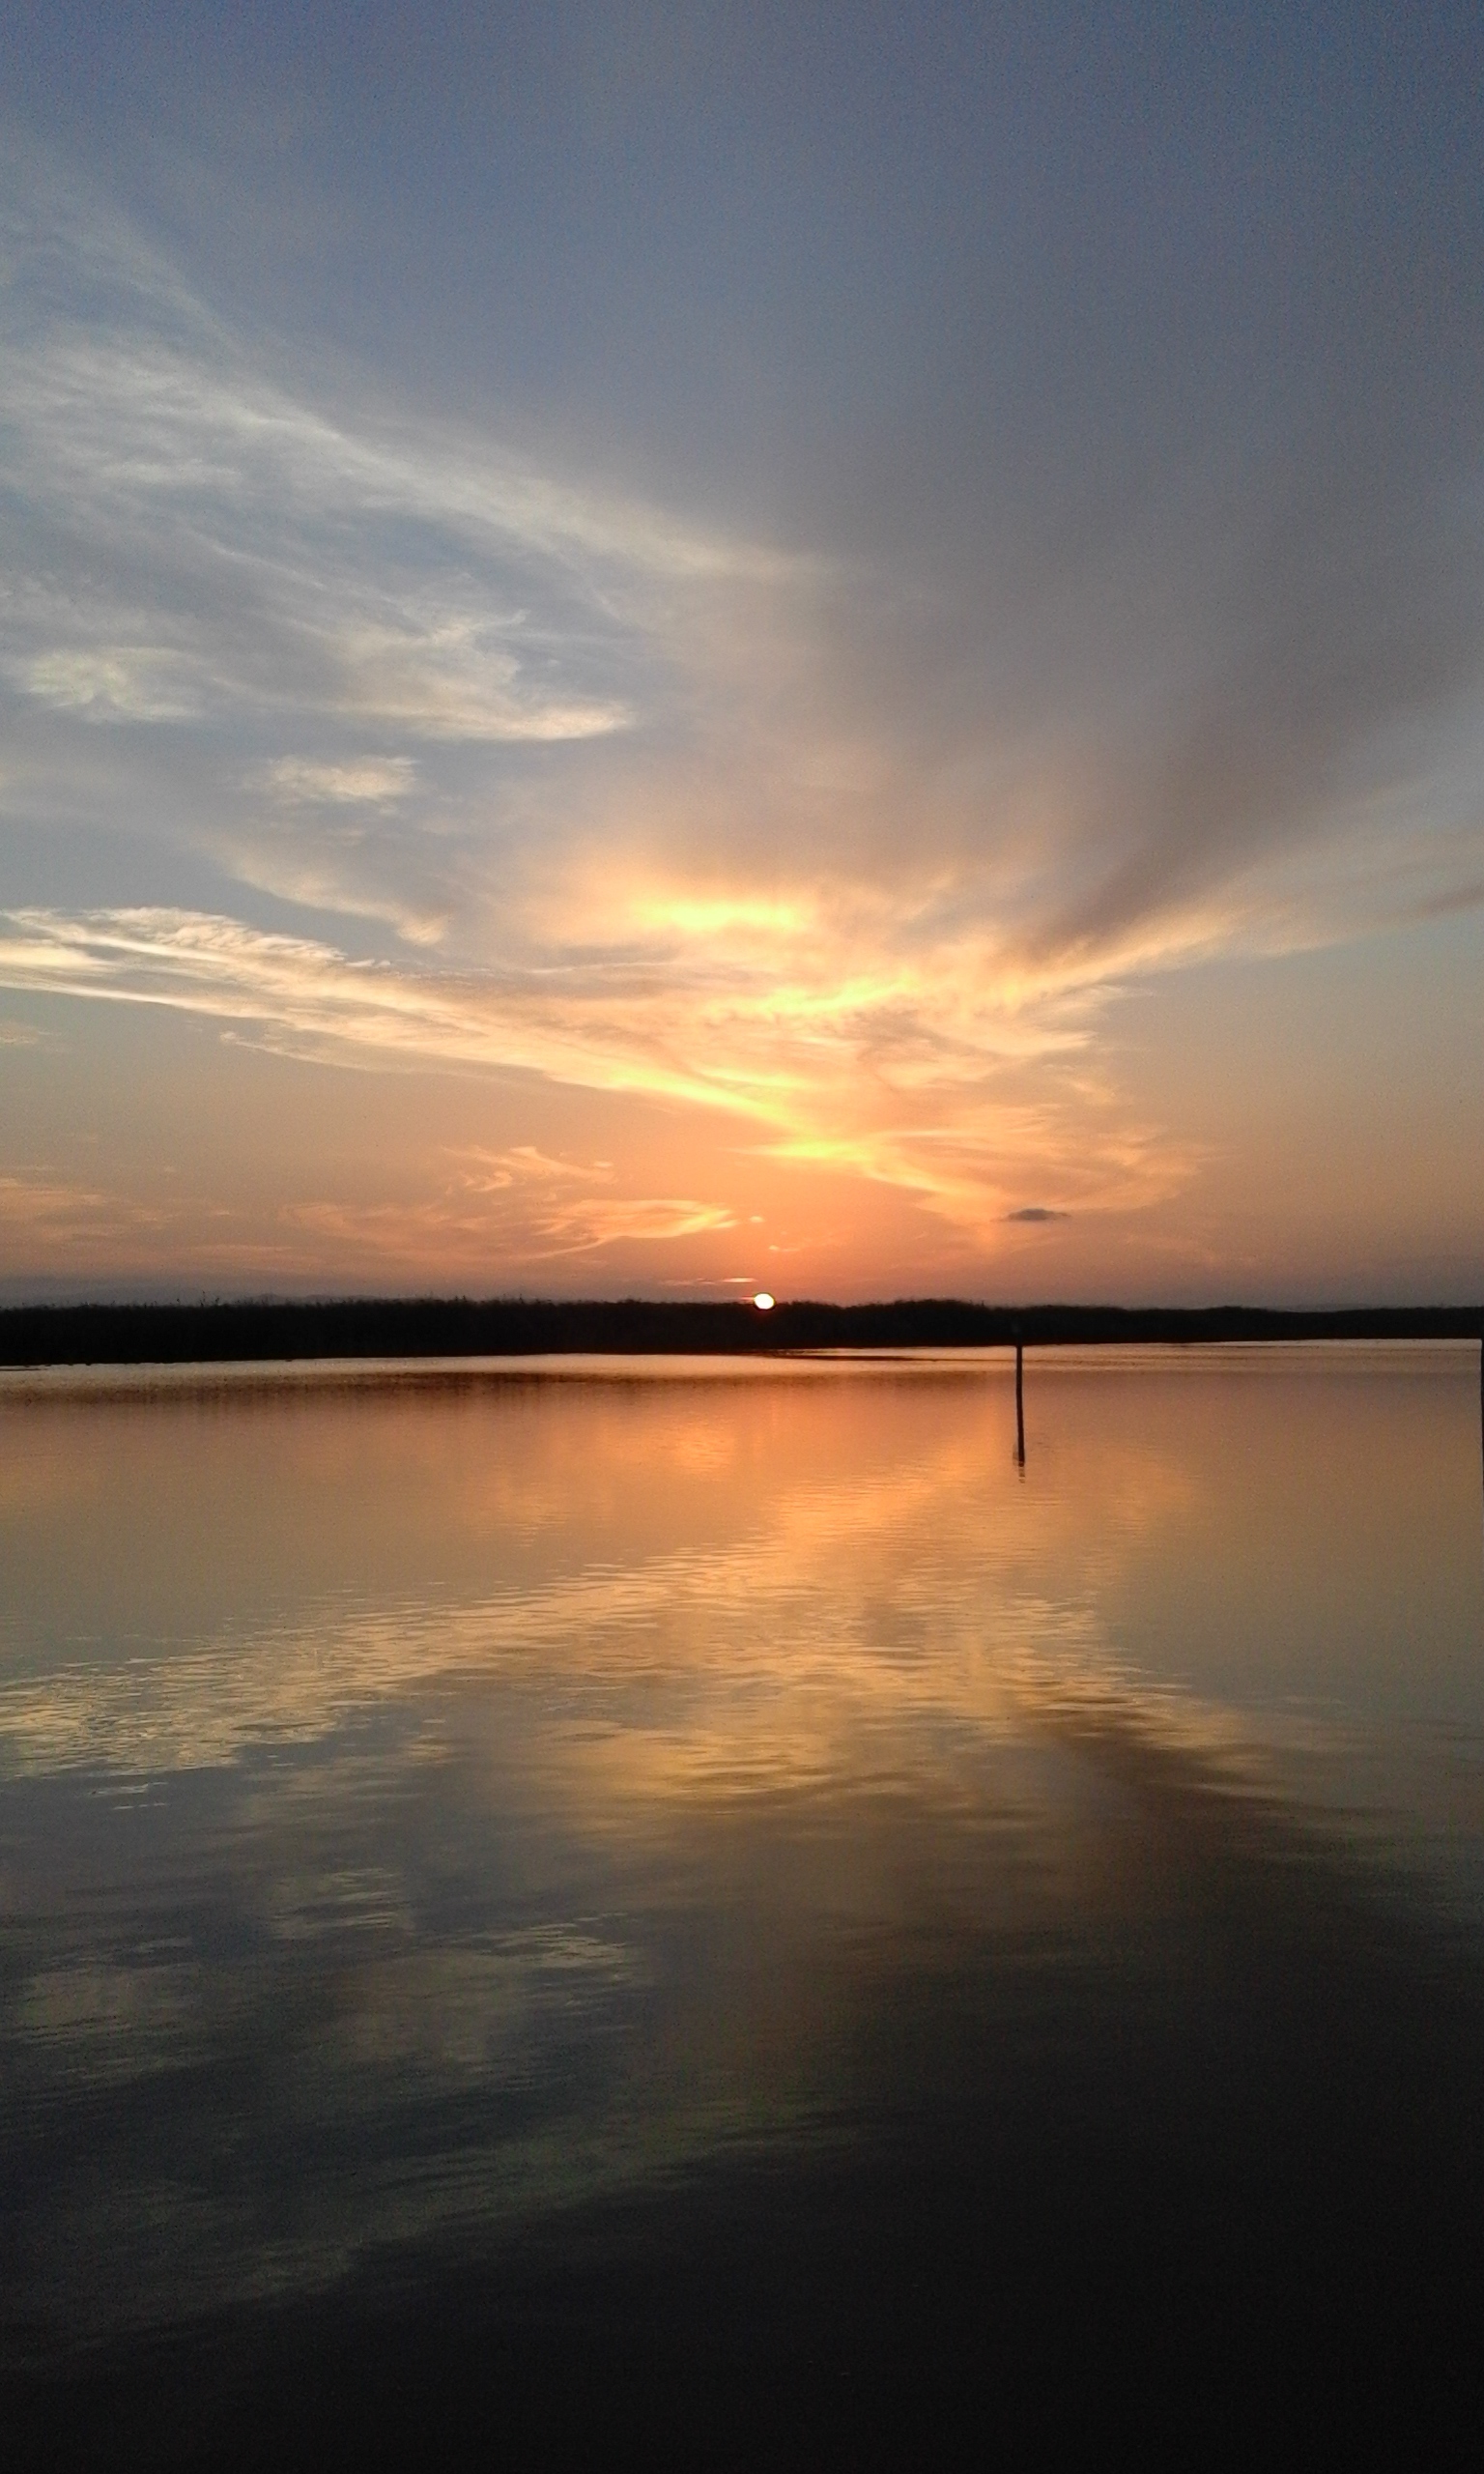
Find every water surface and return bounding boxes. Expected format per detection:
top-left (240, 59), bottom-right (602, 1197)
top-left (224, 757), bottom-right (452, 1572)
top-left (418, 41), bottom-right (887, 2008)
top-left (4, 1346), bottom-right (1483, 2460)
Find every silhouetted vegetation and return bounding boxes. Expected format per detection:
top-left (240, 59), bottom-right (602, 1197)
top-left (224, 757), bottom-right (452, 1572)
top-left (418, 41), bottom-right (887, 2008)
top-left (2, 1296), bottom-right (1481, 1366)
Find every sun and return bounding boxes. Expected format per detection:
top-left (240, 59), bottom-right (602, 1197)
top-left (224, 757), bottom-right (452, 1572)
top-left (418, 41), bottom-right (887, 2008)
top-left (753, 1291), bottom-right (775, 1311)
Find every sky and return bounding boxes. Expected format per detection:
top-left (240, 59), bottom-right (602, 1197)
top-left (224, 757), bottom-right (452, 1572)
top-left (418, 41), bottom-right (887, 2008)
top-left (1, 1), bottom-right (1481, 1305)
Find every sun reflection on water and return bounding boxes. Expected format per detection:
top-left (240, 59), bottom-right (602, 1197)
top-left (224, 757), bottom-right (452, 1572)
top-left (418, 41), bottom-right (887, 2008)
top-left (2, 1345), bottom-right (1482, 2361)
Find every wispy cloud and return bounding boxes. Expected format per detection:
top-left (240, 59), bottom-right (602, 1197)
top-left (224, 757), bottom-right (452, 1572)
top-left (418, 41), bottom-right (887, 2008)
top-left (260, 758), bottom-right (419, 807)
top-left (447, 1147), bottom-right (734, 1255)
top-left (0, 162), bottom-right (798, 930)
top-left (0, 1168), bottom-right (192, 1271)
top-left (0, 314), bottom-right (646, 748)
top-left (3, 145), bottom-right (1481, 1291)
top-left (0, 1171), bottom-right (117, 1235)
top-left (0, 905), bottom-right (1196, 1242)
top-left (12, 158), bottom-right (1475, 1002)
top-left (287, 1172), bottom-right (734, 1274)
top-left (21, 646), bottom-right (204, 723)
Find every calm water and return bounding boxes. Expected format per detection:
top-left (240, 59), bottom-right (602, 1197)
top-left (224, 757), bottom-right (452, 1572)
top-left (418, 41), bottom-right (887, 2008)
top-left (4, 1345), bottom-right (1484, 2460)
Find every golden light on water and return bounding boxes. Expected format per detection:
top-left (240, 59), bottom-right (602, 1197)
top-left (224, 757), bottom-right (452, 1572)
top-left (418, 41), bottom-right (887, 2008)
top-left (4, 1347), bottom-right (1484, 2424)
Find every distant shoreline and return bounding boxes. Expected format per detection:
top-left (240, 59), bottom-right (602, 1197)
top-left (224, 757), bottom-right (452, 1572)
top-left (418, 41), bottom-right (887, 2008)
top-left (2, 1297), bottom-right (1481, 1366)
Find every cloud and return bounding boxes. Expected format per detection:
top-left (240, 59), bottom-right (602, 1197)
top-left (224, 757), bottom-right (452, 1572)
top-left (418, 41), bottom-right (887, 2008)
top-left (0, 904), bottom-right (761, 1109)
top-left (10, 159), bottom-right (1483, 965)
top-left (0, 1171), bottom-right (113, 1232)
top-left (0, 161), bottom-right (801, 761)
top-left (0, 905), bottom-right (1199, 1245)
top-left (20, 647), bottom-right (204, 723)
top-left (0, 316), bottom-right (644, 747)
top-left (261, 759), bottom-right (419, 807)
top-left (3, 134), bottom-right (1481, 1290)
top-left (439, 1145), bottom-right (735, 1256)
top-left (0, 159), bottom-right (804, 995)
top-left (11, 153), bottom-right (1477, 1011)
top-left (283, 1188), bottom-right (734, 1273)
top-left (1005, 1207), bottom-right (1070, 1223)
top-left (0, 1168), bottom-right (182, 1267)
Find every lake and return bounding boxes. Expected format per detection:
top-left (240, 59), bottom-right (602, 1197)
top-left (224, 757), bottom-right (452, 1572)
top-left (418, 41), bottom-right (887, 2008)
top-left (4, 1345), bottom-right (1483, 2462)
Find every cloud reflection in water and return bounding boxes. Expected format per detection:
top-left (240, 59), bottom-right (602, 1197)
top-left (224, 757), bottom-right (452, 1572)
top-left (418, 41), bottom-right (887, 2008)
top-left (2, 1347), bottom-right (1483, 2374)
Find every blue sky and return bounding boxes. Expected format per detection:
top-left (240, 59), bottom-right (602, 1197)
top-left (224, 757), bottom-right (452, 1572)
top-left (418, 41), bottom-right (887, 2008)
top-left (1, 3), bottom-right (1481, 1299)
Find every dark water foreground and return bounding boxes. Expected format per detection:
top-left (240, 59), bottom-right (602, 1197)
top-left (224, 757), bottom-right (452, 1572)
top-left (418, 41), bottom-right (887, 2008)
top-left (3, 1348), bottom-right (1483, 2463)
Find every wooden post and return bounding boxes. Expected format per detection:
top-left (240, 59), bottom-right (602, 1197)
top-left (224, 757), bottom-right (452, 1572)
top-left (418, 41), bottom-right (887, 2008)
top-left (1015, 1338), bottom-right (1025, 1468)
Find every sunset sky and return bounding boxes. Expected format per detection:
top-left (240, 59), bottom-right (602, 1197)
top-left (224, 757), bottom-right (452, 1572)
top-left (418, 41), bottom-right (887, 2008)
top-left (2, 2), bottom-right (1481, 1304)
